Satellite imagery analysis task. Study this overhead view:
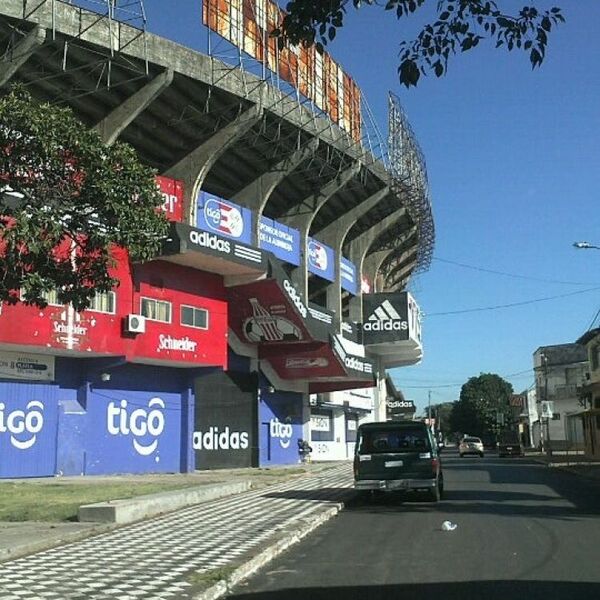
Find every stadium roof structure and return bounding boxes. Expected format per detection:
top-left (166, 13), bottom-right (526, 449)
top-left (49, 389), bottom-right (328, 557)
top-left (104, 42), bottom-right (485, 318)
top-left (0, 0), bottom-right (434, 308)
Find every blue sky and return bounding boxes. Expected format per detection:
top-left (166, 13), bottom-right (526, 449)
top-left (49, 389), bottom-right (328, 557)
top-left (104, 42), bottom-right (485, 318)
top-left (141, 0), bottom-right (600, 413)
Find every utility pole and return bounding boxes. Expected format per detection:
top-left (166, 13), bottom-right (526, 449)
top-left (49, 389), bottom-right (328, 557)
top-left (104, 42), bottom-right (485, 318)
top-left (428, 390), bottom-right (431, 422)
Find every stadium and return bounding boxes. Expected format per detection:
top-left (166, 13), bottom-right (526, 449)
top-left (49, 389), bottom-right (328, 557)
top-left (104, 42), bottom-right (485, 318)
top-left (0, 0), bottom-right (433, 476)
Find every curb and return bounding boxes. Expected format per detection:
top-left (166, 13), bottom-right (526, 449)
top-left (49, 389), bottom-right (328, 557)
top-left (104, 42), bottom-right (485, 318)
top-left (192, 491), bottom-right (355, 600)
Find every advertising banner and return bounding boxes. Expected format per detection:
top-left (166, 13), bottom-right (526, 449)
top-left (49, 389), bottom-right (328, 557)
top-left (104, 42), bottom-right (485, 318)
top-left (194, 371), bottom-right (258, 469)
top-left (310, 409), bottom-right (334, 441)
top-left (259, 388), bottom-right (303, 466)
top-left (197, 191), bottom-right (253, 245)
top-left (362, 291), bottom-right (422, 345)
top-left (307, 237), bottom-right (335, 282)
top-left (259, 217), bottom-right (301, 266)
top-left (156, 175), bottom-right (184, 223)
top-left (0, 351), bottom-right (55, 381)
top-left (0, 381), bottom-right (59, 478)
top-left (85, 388), bottom-right (182, 475)
top-left (386, 398), bottom-right (416, 421)
top-left (340, 257), bottom-right (358, 295)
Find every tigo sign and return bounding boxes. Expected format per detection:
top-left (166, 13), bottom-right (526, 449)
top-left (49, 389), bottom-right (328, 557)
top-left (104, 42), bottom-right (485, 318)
top-left (307, 238), bottom-right (335, 282)
top-left (197, 192), bottom-right (252, 244)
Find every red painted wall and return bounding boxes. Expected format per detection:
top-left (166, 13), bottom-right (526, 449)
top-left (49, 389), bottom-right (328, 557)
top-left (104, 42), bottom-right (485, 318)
top-left (0, 249), bottom-right (228, 369)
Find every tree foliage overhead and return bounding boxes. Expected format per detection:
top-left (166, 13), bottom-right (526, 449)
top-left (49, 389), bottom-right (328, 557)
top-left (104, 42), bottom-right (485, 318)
top-left (449, 372), bottom-right (513, 437)
top-left (0, 87), bottom-right (168, 311)
top-left (274, 0), bottom-right (565, 87)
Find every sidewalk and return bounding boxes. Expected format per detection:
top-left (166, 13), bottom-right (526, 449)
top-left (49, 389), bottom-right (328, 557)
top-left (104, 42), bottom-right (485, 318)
top-left (0, 462), bottom-right (355, 600)
top-left (525, 450), bottom-right (600, 482)
top-left (0, 461), bottom-right (348, 564)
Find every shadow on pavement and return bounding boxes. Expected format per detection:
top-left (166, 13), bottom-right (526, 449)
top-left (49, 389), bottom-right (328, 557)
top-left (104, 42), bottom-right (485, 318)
top-left (229, 580), bottom-right (600, 600)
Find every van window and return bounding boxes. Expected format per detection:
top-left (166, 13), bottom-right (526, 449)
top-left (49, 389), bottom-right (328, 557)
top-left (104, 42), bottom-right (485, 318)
top-left (357, 427), bottom-right (431, 453)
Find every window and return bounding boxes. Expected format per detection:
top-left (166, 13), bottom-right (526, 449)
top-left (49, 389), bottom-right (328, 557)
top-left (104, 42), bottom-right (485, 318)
top-left (552, 413), bottom-right (561, 420)
top-left (181, 305), bottom-right (209, 330)
top-left (358, 427), bottom-right (431, 453)
top-left (87, 291), bottom-right (116, 314)
top-left (141, 297), bottom-right (172, 323)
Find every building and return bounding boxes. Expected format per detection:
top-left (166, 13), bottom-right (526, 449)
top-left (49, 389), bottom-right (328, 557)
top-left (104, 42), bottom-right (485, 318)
top-left (0, 0), bottom-right (431, 476)
top-left (575, 328), bottom-right (600, 459)
top-left (533, 344), bottom-right (587, 452)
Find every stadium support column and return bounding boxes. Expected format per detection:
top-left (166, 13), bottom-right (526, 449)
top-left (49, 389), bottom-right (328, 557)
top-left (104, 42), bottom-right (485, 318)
top-left (346, 208), bottom-right (408, 322)
top-left (363, 250), bottom-right (394, 293)
top-left (232, 139), bottom-right (320, 245)
top-left (95, 69), bottom-right (174, 145)
top-left (166, 104), bottom-right (264, 225)
top-left (277, 164), bottom-right (360, 303)
top-left (0, 25), bottom-right (46, 88)
top-left (315, 186), bottom-right (389, 320)
top-left (375, 356), bottom-right (388, 421)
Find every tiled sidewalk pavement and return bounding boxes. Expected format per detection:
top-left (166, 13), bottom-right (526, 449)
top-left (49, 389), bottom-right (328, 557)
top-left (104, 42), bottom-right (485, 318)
top-left (0, 465), bottom-right (354, 600)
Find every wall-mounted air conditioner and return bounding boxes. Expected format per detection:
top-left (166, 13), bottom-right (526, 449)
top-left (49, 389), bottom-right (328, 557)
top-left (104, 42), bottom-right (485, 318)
top-left (124, 314), bottom-right (146, 334)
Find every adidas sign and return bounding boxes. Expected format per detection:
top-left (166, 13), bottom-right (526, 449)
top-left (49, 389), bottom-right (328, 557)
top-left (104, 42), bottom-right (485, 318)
top-left (364, 299), bottom-right (408, 332)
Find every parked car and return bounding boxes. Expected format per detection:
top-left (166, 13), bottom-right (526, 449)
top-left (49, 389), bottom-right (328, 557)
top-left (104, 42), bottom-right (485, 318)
top-left (353, 421), bottom-right (444, 502)
top-left (459, 436), bottom-right (484, 458)
top-left (497, 432), bottom-right (524, 457)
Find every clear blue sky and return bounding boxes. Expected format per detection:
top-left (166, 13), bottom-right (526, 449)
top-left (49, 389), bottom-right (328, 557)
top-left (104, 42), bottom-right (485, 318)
top-left (141, 0), bottom-right (600, 414)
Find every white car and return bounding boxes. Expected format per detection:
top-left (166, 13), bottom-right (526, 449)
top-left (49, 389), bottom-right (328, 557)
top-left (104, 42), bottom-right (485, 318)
top-left (459, 436), bottom-right (484, 458)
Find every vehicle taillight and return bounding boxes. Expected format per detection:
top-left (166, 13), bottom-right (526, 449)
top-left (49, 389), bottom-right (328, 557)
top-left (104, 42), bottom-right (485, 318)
top-left (431, 457), bottom-right (439, 474)
top-left (353, 456), bottom-right (359, 478)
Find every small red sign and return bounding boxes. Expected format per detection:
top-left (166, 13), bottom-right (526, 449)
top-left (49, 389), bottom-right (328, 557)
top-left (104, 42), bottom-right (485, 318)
top-left (156, 175), bottom-right (184, 222)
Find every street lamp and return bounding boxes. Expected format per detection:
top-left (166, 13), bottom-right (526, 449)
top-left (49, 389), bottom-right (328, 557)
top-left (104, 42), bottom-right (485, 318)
top-left (573, 241), bottom-right (600, 250)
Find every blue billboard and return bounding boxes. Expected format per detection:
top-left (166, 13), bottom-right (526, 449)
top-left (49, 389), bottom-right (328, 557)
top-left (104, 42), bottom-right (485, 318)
top-left (340, 257), bottom-right (358, 295)
top-left (259, 390), bottom-right (303, 466)
top-left (0, 381), bottom-right (59, 478)
top-left (259, 217), bottom-right (301, 266)
top-left (85, 388), bottom-right (183, 475)
top-left (197, 191), bottom-right (253, 245)
top-left (307, 237), bottom-right (335, 282)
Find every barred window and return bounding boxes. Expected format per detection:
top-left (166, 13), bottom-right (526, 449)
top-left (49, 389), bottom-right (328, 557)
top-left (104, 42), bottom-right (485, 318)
top-left (19, 288), bottom-right (62, 306)
top-left (181, 305), bottom-right (209, 330)
top-left (141, 297), bottom-right (172, 323)
top-left (88, 291), bottom-right (116, 314)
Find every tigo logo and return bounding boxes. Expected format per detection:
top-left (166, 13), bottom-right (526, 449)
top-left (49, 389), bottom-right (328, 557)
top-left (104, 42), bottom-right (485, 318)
top-left (107, 397), bottom-right (166, 457)
top-left (204, 198), bottom-right (244, 238)
top-left (0, 400), bottom-right (44, 450)
top-left (270, 418), bottom-right (293, 449)
top-left (364, 300), bottom-right (408, 332)
top-left (308, 240), bottom-right (328, 271)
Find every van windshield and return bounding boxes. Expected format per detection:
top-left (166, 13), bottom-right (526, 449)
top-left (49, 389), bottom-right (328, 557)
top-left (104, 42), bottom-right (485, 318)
top-left (358, 427), bottom-right (431, 453)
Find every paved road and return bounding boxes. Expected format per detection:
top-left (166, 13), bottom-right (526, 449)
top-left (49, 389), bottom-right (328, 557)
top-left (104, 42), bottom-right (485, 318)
top-left (227, 451), bottom-right (600, 600)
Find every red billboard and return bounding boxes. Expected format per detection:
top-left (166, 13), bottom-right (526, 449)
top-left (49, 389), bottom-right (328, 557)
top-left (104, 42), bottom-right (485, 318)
top-left (156, 175), bottom-right (184, 222)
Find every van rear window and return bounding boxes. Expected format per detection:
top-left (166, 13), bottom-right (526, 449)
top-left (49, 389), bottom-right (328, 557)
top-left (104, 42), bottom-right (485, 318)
top-left (358, 428), bottom-right (431, 453)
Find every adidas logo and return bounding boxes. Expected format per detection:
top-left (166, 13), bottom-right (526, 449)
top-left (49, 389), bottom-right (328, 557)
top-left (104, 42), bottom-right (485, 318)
top-left (363, 300), bottom-right (408, 332)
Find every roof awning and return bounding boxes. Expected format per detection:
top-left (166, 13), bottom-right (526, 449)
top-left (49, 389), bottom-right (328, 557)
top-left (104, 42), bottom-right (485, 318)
top-left (160, 222), bottom-right (268, 277)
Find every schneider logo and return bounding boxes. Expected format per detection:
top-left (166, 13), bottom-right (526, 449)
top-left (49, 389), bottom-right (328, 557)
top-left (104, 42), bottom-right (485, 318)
top-left (189, 230), bottom-right (231, 253)
top-left (193, 426), bottom-right (249, 450)
top-left (364, 300), bottom-right (408, 332)
top-left (107, 398), bottom-right (166, 457)
top-left (158, 334), bottom-right (198, 352)
top-left (0, 400), bottom-right (44, 450)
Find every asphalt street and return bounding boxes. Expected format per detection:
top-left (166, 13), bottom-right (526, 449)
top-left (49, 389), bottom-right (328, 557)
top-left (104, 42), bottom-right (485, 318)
top-left (227, 450), bottom-right (600, 600)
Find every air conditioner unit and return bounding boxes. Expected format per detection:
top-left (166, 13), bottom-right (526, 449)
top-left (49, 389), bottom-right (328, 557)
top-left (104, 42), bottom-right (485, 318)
top-left (124, 314), bottom-right (146, 334)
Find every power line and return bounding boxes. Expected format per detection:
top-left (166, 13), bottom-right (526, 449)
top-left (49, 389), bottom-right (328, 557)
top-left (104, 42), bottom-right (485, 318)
top-left (394, 368), bottom-right (534, 389)
top-left (433, 256), bottom-right (597, 286)
top-left (426, 286), bottom-right (600, 317)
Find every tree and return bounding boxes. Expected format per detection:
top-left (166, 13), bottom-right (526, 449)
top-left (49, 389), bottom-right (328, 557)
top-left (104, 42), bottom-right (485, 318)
top-left (0, 87), bottom-right (168, 311)
top-left (450, 372), bottom-right (513, 437)
top-left (274, 1), bottom-right (565, 87)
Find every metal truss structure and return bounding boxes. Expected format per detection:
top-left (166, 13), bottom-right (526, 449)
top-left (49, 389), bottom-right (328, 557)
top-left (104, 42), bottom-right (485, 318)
top-left (388, 92), bottom-right (435, 274)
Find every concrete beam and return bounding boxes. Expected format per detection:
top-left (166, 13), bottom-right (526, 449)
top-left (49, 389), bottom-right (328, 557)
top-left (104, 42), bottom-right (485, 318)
top-left (386, 258), bottom-right (418, 290)
top-left (232, 137), bottom-right (320, 242)
top-left (0, 25), bottom-right (46, 88)
top-left (363, 249), bottom-right (394, 293)
top-left (94, 68), bottom-right (174, 145)
top-left (385, 246), bottom-right (418, 282)
top-left (317, 187), bottom-right (389, 319)
top-left (165, 104), bottom-right (263, 224)
top-left (278, 163), bottom-right (360, 301)
top-left (346, 209), bottom-right (410, 321)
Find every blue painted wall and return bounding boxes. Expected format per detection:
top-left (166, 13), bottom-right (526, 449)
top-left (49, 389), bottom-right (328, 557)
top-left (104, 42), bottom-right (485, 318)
top-left (258, 383), bottom-right (303, 466)
top-left (0, 380), bottom-right (59, 478)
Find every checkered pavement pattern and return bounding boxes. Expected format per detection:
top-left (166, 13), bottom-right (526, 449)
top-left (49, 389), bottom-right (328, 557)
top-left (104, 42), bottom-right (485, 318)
top-left (0, 465), bottom-right (353, 600)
